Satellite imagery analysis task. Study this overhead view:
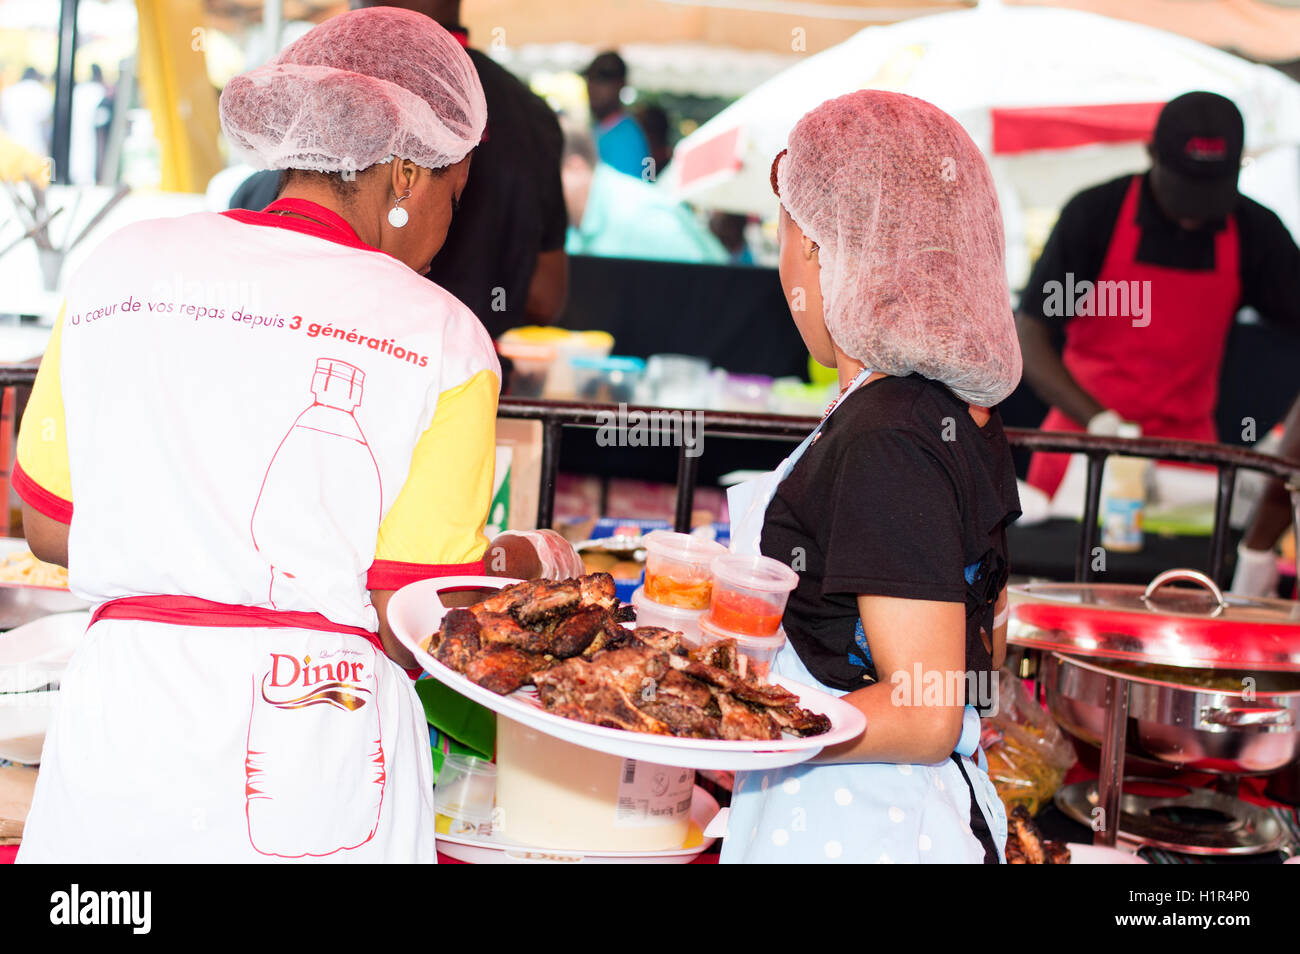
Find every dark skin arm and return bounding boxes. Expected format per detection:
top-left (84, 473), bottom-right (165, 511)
top-left (1015, 311), bottom-right (1105, 427)
top-left (1243, 393), bottom-right (1300, 551)
top-left (524, 249), bottom-right (568, 324)
top-left (370, 533), bottom-right (546, 669)
top-left (22, 503), bottom-right (68, 567)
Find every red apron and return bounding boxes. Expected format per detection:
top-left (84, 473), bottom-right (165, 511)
top-left (1027, 175), bottom-right (1241, 496)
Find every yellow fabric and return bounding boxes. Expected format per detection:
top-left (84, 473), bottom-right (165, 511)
top-left (136, 0), bottom-right (224, 192)
top-left (374, 369), bottom-right (499, 568)
top-left (16, 305), bottom-right (71, 502)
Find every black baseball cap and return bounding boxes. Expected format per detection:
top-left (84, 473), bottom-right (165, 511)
top-left (1149, 91), bottom-right (1244, 220)
top-left (583, 51), bottom-right (627, 83)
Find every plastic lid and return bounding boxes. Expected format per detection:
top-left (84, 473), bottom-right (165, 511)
top-left (710, 553), bottom-right (800, 593)
top-left (496, 340), bottom-right (557, 360)
top-left (499, 326), bottom-right (572, 343)
top-left (570, 355), bottom-right (646, 372)
top-left (698, 613), bottom-right (787, 649)
top-left (643, 530), bottom-right (727, 564)
top-left (631, 586), bottom-right (708, 622)
top-left (1010, 569), bottom-right (1300, 672)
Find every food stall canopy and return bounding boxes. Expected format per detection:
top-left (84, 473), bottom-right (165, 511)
top-left (665, 4), bottom-right (1300, 285)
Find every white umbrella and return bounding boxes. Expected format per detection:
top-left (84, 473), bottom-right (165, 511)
top-left (666, 3), bottom-right (1300, 279)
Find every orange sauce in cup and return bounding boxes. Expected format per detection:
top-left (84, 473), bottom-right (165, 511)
top-left (710, 590), bottom-right (783, 636)
top-left (644, 570), bottom-right (712, 609)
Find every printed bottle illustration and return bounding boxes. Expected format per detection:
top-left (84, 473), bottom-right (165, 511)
top-left (251, 359), bottom-right (382, 608)
top-left (245, 647), bottom-right (385, 857)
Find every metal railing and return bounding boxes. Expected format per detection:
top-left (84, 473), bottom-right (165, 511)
top-left (497, 396), bottom-right (1300, 589)
top-left (2, 362), bottom-right (1296, 589)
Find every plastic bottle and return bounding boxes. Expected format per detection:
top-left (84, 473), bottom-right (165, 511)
top-left (1101, 423), bottom-right (1147, 553)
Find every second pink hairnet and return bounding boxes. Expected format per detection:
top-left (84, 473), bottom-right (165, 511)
top-left (775, 90), bottom-right (1021, 407)
top-left (220, 7), bottom-right (485, 173)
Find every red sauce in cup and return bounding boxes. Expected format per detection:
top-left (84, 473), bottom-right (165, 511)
top-left (710, 590), bottom-right (783, 636)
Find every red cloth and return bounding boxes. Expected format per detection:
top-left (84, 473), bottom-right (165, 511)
top-left (0, 845), bottom-right (17, 864)
top-left (1027, 175), bottom-right (1241, 496)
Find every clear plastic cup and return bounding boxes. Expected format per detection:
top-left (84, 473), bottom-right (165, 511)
top-left (631, 586), bottom-right (706, 642)
top-left (642, 530), bottom-right (727, 610)
top-left (708, 553), bottom-right (799, 637)
top-left (435, 754), bottom-right (497, 837)
top-left (697, 613), bottom-right (786, 681)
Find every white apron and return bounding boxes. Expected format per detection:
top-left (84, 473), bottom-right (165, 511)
top-left (15, 202), bottom-right (500, 862)
top-left (721, 372), bottom-right (1007, 864)
top-left (18, 620), bottom-right (435, 863)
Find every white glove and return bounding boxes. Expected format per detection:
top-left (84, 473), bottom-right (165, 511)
top-left (1086, 409), bottom-right (1133, 437)
top-left (1230, 544), bottom-right (1280, 598)
top-left (492, 529), bottom-right (584, 581)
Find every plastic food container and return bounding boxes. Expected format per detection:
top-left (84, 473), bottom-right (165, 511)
top-left (631, 586), bottom-right (706, 642)
top-left (696, 613), bottom-right (786, 680)
top-left (496, 340), bottom-right (557, 398)
top-left (550, 330), bottom-right (615, 398)
top-left (571, 355), bottom-right (646, 404)
top-left (495, 715), bottom-right (693, 850)
top-left (434, 754), bottom-right (497, 837)
top-left (708, 553), bottom-right (799, 637)
top-left (643, 531), bottom-right (727, 610)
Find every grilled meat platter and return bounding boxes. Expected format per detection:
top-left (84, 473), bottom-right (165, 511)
top-left (422, 572), bottom-right (831, 741)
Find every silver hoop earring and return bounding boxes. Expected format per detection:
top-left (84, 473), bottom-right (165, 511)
top-left (388, 189), bottom-right (412, 228)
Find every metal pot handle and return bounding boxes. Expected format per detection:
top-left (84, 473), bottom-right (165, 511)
top-left (1200, 707), bottom-right (1296, 728)
top-left (1142, 569), bottom-right (1227, 616)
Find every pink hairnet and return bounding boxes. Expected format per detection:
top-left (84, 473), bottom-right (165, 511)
top-left (774, 90), bottom-right (1021, 407)
top-left (220, 7), bottom-right (486, 173)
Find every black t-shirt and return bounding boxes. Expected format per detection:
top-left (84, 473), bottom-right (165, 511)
top-left (760, 375), bottom-right (1022, 695)
top-left (1019, 172), bottom-right (1300, 328)
top-left (425, 47), bottom-right (567, 339)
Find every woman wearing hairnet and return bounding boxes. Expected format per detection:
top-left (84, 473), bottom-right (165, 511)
top-left (14, 7), bottom-right (578, 863)
top-left (722, 91), bottom-right (1022, 863)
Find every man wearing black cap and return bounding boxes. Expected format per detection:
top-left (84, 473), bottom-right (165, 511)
top-left (583, 50), bottom-right (652, 178)
top-left (1017, 91), bottom-right (1300, 497)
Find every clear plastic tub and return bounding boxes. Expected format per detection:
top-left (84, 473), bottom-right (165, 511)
top-left (708, 553), bottom-right (799, 637)
top-left (571, 355), bottom-right (646, 404)
top-left (697, 613), bottom-right (786, 680)
top-left (643, 530), bottom-right (727, 610)
top-left (496, 340), bottom-right (557, 398)
top-left (631, 586), bottom-right (706, 641)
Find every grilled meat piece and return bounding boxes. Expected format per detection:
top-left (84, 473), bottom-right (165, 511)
top-left (464, 645), bottom-right (544, 695)
top-left (766, 704), bottom-right (833, 737)
top-left (653, 669), bottom-right (714, 709)
top-left (631, 626), bottom-right (687, 656)
top-left (691, 638), bottom-right (743, 675)
top-left (637, 701), bottom-right (722, 739)
top-left (474, 580), bottom-right (535, 617)
top-left (578, 572), bottom-right (619, 611)
top-left (611, 603), bottom-right (636, 624)
top-left (593, 645), bottom-right (669, 686)
top-left (715, 692), bottom-right (781, 740)
top-left (550, 606), bottom-right (615, 658)
top-left (534, 660), bottom-right (674, 735)
top-left (1006, 806), bottom-right (1059, 864)
top-left (666, 655), bottom-right (798, 707)
top-left (433, 609), bottom-right (481, 672)
top-left (475, 611), bottom-right (554, 654)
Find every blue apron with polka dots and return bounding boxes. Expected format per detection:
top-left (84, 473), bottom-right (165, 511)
top-left (722, 372), bottom-right (1007, 864)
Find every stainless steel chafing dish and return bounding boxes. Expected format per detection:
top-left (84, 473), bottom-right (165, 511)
top-left (1009, 569), bottom-right (1300, 853)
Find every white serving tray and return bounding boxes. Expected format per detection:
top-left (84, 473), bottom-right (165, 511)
top-left (436, 785), bottom-right (720, 865)
top-left (389, 576), bottom-right (866, 771)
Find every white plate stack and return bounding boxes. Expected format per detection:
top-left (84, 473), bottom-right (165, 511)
top-left (0, 612), bottom-right (89, 765)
